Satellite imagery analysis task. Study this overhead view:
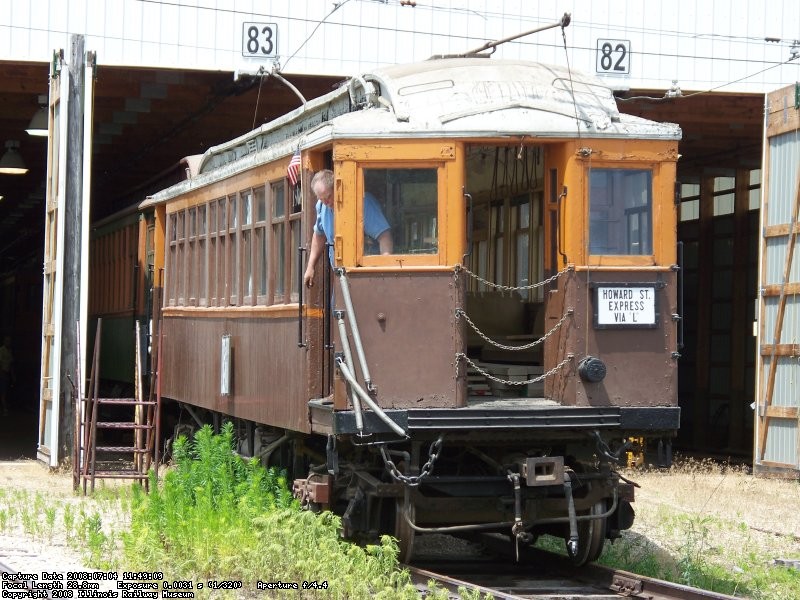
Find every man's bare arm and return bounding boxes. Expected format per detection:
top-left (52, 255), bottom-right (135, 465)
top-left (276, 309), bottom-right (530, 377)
top-left (304, 232), bottom-right (326, 287)
top-left (377, 230), bottom-right (393, 255)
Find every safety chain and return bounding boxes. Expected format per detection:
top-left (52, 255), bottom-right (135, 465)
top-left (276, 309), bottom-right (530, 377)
top-left (456, 308), bottom-right (573, 351)
top-left (456, 352), bottom-right (574, 386)
top-left (379, 434), bottom-right (444, 487)
top-left (455, 264), bottom-right (572, 292)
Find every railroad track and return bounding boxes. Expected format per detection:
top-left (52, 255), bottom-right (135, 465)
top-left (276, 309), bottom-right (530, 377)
top-left (406, 535), bottom-right (738, 600)
top-left (407, 561), bottom-right (738, 599)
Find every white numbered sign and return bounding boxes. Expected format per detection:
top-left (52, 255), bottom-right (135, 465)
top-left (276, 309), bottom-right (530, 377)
top-left (242, 22), bottom-right (278, 58)
top-left (595, 39), bottom-right (631, 75)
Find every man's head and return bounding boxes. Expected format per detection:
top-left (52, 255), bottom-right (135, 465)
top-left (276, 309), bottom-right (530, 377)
top-left (311, 169), bottom-right (334, 207)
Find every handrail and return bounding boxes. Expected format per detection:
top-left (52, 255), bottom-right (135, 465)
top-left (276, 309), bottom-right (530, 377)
top-left (336, 268), bottom-right (373, 391)
top-left (462, 191), bottom-right (473, 264)
top-left (297, 246), bottom-right (307, 348)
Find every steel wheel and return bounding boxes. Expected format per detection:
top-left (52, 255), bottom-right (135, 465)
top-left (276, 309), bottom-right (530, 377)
top-left (567, 499), bottom-right (606, 566)
top-left (394, 497), bottom-right (416, 563)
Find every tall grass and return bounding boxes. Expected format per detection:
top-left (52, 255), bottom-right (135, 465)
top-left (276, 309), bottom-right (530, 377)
top-left (597, 461), bottom-right (800, 600)
top-left (121, 422), bottom-right (449, 599)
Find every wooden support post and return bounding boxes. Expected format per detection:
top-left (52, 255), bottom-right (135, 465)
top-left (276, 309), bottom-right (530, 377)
top-left (59, 34), bottom-right (87, 462)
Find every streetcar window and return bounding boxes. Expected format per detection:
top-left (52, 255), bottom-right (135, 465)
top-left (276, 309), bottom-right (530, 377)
top-left (363, 168), bottom-right (438, 255)
top-left (492, 203), bottom-right (505, 285)
top-left (243, 190), bottom-right (253, 225)
top-left (240, 190), bottom-right (253, 303)
top-left (229, 195), bottom-right (239, 306)
top-left (188, 207), bottom-right (196, 305)
top-left (290, 219), bottom-right (301, 301)
top-left (209, 202), bottom-right (217, 305)
top-left (217, 198), bottom-right (226, 305)
top-left (467, 201), bottom-right (489, 292)
top-left (589, 169), bottom-right (652, 255)
top-left (256, 186), bottom-right (267, 221)
top-left (177, 210), bottom-right (186, 304)
top-left (514, 197), bottom-right (530, 298)
top-left (255, 186), bottom-right (268, 302)
top-left (272, 181), bottom-right (286, 301)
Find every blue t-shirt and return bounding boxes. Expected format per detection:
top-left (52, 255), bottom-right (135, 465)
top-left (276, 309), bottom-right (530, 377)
top-left (313, 192), bottom-right (390, 263)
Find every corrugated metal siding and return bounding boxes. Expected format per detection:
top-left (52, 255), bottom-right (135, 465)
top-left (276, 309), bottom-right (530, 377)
top-left (766, 134), bottom-right (800, 227)
top-left (764, 238), bottom-right (800, 284)
top-left (757, 110), bottom-right (800, 474)
top-left (764, 415), bottom-right (798, 465)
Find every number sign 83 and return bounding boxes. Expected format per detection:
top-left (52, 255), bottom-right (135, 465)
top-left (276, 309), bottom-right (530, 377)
top-left (242, 22), bottom-right (277, 58)
top-left (595, 39), bottom-right (630, 75)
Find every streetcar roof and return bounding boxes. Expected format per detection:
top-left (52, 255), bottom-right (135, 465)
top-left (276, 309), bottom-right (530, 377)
top-left (143, 58), bottom-right (680, 207)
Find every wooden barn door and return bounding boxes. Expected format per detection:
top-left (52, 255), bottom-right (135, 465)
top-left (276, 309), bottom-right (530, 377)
top-left (756, 84), bottom-right (800, 477)
top-left (38, 50), bottom-right (69, 466)
top-left (38, 39), bottom-right (95, 467)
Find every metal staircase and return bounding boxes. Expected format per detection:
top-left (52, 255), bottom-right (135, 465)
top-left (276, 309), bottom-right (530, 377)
top-left (74, 319), bottom-right (161, 494)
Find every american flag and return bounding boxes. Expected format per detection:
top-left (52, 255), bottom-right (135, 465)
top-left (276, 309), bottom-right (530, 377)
top-left (287, 149), bottom-right (301, 187)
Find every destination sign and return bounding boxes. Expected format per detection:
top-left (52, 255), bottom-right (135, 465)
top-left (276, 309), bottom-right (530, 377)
top-left (595, 284), bottom-right (657, 328)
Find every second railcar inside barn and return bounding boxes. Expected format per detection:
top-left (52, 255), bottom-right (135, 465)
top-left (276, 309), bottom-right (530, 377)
top-left (88, 207), bottom-right (148, 392)
top-left (141, 57), bottom-right (682, 564)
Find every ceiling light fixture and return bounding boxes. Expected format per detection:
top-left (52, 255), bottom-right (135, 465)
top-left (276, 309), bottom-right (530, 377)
top-left (26, 95), bottom-right (48, 137)
top-left (0, 140), bottom-right (29, 175)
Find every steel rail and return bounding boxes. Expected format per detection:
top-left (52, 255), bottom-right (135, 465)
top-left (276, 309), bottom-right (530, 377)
top-left (409, 557), bottom-right (740, 600)
top-left (409, 533), bottom-right (741, 600)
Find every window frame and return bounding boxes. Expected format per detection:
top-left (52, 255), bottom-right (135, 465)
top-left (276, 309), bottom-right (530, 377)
top-left (227, 194), bottom-right (239, 306)
top-left (207, 200), bottom-right (218, 306)
top-left (586, 164), bottom-right (658, 266)
top-left (467, 200), bottom-right (490, 292)
top-left (355, 161), bottom-right (446, 267)
top-left (187, 206), bottom-right (197, 306)
top-left (240, 188), bottom-right (255, 306)
top-left (270, 180), bottom-right (288, 304)
top-left (254, 184), bottom-right (269, 305)
top-left (162, 170), bottom-right (304, 310)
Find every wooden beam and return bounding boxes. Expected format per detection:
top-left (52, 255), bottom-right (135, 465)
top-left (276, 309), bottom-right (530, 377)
top-left (765, 405), bottom-right (799, 419)
top-left (759, 343), bottom-right (800, 356)
top-left (764, 223), bottom-right (800, 237)
top-left (762, 283), bottom-right (800, 296)
top-left (766, 84), bottom-right (800, 137)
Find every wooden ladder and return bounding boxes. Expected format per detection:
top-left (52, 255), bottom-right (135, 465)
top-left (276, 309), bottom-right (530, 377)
top-left (75, 318), bottom-right (160, 494)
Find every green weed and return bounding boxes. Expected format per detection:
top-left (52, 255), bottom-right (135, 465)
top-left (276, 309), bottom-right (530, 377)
top-left (44, 505), bottom-right (57, 539)
top-left (63, 504), bottom-right (75, 540)
top-left (121, 422), bottom-right (422, 599)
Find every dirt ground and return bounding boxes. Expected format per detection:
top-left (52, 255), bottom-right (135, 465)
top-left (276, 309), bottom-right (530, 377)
top-left (0, 460), bottom-right (103, 574)
top-left (629, 459), bottom-right (800, 539)
top-left (1, 456), bottom-right (799, 576)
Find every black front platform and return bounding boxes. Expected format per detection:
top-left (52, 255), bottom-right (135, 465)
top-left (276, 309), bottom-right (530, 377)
top-left (309, 399), bottom-right (680, 437)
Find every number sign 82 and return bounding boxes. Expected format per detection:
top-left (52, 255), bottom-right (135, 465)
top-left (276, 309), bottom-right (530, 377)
top-left (595, 39), bottom-right (630, 75)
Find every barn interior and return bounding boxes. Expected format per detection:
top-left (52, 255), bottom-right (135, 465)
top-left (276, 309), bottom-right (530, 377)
top-left (0, 60), bottom-right (764, 462)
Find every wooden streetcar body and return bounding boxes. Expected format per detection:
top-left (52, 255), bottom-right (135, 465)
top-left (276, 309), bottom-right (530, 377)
top-left (135, 57), bottom-right (682, 563)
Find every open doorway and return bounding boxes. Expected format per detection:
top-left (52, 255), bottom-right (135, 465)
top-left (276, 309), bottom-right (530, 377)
top-left (463, 144), bottom-right (546, 395)
top-left (0, 261), bottom-right (43, 460)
